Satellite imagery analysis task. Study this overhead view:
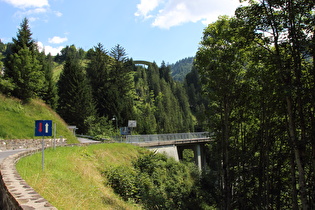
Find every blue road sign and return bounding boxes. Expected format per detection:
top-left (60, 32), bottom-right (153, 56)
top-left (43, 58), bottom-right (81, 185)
top-left (120, 127), bottom-right (131, 135)
top-left (35, 120), bottom-right (53, 136)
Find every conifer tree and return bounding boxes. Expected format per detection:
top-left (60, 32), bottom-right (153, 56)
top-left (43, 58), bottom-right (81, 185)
top-left (4, 18), bottom-right (44, 101)
top-left (86, 43), bottom-right (110, 116)
top-left (57, 45), bottom-right (95, 134)
top-left (38, 52), bottom-right (58, 109)
top-left (0, 40), bottom-right (4, 73)
top-left (106, 44), bottom-right (135, 126)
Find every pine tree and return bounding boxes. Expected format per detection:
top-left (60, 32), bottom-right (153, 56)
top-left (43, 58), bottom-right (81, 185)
top-left (38, 52), bottom-right (58, 109)
top-left (105, 44), bottom-right (135, 126)
top-left (57, 45), bottom-right (95, 134)
top-left (4, 18), bottom-right (44, 101)
top-left (0, 40), bottom-right (4, 74)
top-left (86, 43), bottom-right (110, 116)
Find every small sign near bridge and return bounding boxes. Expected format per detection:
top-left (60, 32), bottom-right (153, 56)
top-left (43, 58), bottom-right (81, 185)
top-left (128, 120), bottom-right (137, 128)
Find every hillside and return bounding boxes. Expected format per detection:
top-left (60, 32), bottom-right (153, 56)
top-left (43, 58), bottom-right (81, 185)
top-left (170, 57), bottom-right (194, 81)
top-left (0, 94), bottom-right (77, 143)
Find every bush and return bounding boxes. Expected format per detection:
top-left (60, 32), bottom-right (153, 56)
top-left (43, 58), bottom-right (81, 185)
top-left (105, 166), bottom-right (139, 202)
top-left (85, 116), bottom-right (116, 139)
top-left (105, 151), bottom-right (204, 209)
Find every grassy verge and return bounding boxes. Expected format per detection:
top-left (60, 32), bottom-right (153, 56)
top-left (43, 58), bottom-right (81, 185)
top-left (16, 143), bottom-right (145, 209)
top-left (0, 94), bottom-right (77, 143)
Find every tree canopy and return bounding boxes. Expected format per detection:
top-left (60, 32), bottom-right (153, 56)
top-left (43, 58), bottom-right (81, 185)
top-left (195, 0), bottom-right (315, 208)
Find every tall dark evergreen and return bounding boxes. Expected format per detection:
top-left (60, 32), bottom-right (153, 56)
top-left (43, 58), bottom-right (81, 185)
top-left (4, 18), bottom-right (44, 101)
top-left (38, 52), bottom-right (58, 109)
top-left (0, 40), bottom-right (4, 74)
top-left (105, 44), bottom-right (135, 127)
top-left (86, 43), bottom-right (110, 116)
top-left (185, 67), bottom-right (208, 131)
top-left (57, 45), bottom-right (95, 134)
top-left (159, 61), bottom-right (172, 83)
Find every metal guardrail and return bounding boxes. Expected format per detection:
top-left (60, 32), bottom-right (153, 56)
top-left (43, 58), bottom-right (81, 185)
top-left (125, 132), bottom-right (210, 143)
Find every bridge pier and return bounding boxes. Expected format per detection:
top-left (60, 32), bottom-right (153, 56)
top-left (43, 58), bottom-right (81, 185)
top-left (148, 145), bottom-right (179, 161)
top-left (148, 143), bottom-right (207, 170)
top-left (177, 143), bottom-right (206, 170)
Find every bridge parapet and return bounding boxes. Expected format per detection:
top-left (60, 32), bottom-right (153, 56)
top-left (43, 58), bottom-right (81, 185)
top-left (126, 132), bottom-right (210, 143)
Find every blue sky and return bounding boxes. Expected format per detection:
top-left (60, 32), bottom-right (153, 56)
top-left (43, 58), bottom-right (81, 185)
top-left (0, 0), bottom-right (243, 64)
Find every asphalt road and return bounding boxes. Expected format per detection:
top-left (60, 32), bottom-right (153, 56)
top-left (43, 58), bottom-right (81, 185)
top-left (77, 137), bottom-right (100, 144)
top-left (0, 138), bottom-right (98, 164)
top-left (0, 149), bottom-right (29, 164)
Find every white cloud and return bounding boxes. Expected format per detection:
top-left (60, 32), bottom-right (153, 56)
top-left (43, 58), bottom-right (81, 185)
top-left (2, 0), bottom-right (49, 9)
top-left (135, 0), bottom-right (163, 18)
top-left (37, 42), bottom-right (63, 56)
top-left (48, 36), bottom-right (68, 44)
top-left (54, 11), bottom-right (63, 17)
top-left (16, 7), bottom-right (48, 17)
top-left (44, 45), bottom-right (64, 56)
top-left (135, 0), bottom-right (242, 29)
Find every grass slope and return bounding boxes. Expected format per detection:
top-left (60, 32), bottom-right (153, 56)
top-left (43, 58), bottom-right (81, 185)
top-left (0, 94), bottom-right (77, 143)
top-left (16, 143), bottom-right (144, 209)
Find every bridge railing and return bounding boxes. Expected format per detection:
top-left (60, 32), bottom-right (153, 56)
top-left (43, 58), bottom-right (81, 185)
top-left (125, 132), bottom-right (210, 143)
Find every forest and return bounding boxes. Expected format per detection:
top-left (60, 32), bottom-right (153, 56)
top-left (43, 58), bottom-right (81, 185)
top-left (1, 0), bottom-right (315, 209)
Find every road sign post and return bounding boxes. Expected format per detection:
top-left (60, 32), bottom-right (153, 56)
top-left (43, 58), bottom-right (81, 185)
top-left (53, 123), bottom-right (56, 150)
top-left (35, 120), bottom-right (53, 170)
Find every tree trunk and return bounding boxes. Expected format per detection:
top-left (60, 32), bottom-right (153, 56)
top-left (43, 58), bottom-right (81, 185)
top-left (286, 96), bottom-right (308, 210)
top-left (311, 25), bottom-right (315, 209)
top-left (290, 153), bottom-right (299, 210)
top-left (222, 98), bottom-right (231, 210)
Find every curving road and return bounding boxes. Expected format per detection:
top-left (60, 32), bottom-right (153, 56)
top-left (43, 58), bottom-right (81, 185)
top-left (0, 138), bottom-right (99, 164)
top-left (0, 149), bottom-right (31, 164)
top-left (77, 137), bottom-right (100, 144)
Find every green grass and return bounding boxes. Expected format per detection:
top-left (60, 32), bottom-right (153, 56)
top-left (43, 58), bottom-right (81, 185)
top-left (0, 94), bottom-right (77, 143)
top-left (16, 143), bottom-right (145, 210)
top-left (52, 62), bottom-right (64, 82)
top-left (53, 60), bottom-right (89, 82)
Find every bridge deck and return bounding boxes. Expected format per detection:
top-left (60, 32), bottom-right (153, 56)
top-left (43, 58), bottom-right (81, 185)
top-left (131, 138), bottom-right (212, 147)
top-left (126, 132), bottom-right (213, 147)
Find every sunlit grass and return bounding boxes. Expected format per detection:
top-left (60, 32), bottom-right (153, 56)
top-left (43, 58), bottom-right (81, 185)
top-left (16, 143), bottom-right (145, 210)
top-left (0, 94), bottom-right (77, 143)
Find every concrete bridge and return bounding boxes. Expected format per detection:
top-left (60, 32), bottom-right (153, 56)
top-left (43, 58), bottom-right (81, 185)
top-left (126, 132), bottom-right (213, 170)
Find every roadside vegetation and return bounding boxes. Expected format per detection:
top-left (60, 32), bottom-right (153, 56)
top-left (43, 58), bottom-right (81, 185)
top-left (16, 144), bottom-right (143, 209)
top-left (16, 143), bottom-right (208, 209)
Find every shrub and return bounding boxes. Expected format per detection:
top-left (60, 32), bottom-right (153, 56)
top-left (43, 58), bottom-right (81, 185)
top-left (105, 151), bottom-right (203, 209)
top-left (105, 166), bottom-right (139, 202)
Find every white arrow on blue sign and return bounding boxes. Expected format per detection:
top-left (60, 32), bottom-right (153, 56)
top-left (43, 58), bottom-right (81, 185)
top-left (35, 120), bottom-right (53, 136)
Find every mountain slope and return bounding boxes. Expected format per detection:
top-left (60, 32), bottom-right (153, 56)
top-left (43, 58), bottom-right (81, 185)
top-left (170, 57), bottom-right (194, 81)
